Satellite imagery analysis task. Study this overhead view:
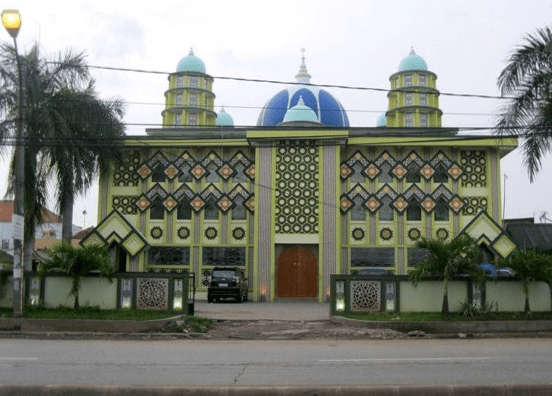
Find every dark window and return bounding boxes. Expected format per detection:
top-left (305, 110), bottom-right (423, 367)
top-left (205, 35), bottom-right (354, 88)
top-left (406, 163), bottom-right (421, 183)
top-left (434, 199), bottom-right (449, 221)
top-left (206, 163), bottom-right (220, 183)
top-left (151, 165), bottom-right (166, 183)
top-left (351, 162), bottom-right (365, 183)
top-left (379, 196), bottom-right (393, 221)
top-left (176, 201), bottom-right (192, 220)
top-left (351, 195), bottom-right (366, 221)
top-left (204, 197), bottom-right (219, 220)
top-left (233, 163), bottom-right (247, 182)
top-left (203, 247), bottom-right (245, 266)
top-left (150, 200), bottom-right (164, 220)
top-left (406, 202), bottom-right (422, 221)
top-left (379, 162), bottom-right (392, 183)
top-left (351, 248), bottom-right (395, 267)
top-left (232, 196), bottom-right (246, 220)
top-left (408, 248), bottom-right (429, 266)
top-left (434, 165), bottom-right (449, 183)
top-left (148, 247), bottom-right (190, 265)
top-left (178, 165), bottom-right (193, 182)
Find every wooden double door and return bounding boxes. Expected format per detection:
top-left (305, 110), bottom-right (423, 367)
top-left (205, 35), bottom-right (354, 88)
top-left (276, 246), bottom-right (318, 298)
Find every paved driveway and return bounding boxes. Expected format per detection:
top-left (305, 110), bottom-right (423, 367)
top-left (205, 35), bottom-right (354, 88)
top-left (194, 300), bottom-right (330, 321)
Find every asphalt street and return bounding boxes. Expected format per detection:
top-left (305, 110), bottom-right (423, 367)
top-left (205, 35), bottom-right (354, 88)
top-left (1, 338), bottom-right (552, 386)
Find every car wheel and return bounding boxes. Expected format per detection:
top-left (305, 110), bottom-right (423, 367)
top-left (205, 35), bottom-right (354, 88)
top-left (243, 292), bottom-right (248, 302)
top-left (208, 295), bottom-right (213, 304)
top-left (236, 294), bottom-right (242, 303)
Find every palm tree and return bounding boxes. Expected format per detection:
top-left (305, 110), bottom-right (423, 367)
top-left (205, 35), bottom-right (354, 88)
top-left (410, 235), bottom-right (481, 315)
top-left (0, 42), bottom-right (125, 248)
top-left (43, 86), bottom-right (125, 242)
top-left (495, 27), bottom-right (552, 181)
top-left (40, 243), bottom-right (113, 309)
top-left (500, 250), bottom-right (552, 314)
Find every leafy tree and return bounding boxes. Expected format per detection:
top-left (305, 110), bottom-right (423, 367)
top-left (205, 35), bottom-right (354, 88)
top-left (495, 27), bottom-right (552, 181)
top-left (410, 235), bottom-right (481, 315)
top-left (0, 42), bottom-right (125, 249)
top-left (40, 243), bottom-right (114, 310)
top-left (500, 250), bottom-right (552, 314)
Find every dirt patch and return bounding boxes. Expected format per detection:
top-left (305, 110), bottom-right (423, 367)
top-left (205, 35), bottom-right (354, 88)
top-left (202, 320), bottom-right (408, 340)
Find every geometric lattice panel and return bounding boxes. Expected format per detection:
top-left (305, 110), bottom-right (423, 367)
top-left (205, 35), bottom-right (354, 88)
top-left (113, 150), bottom-right (141, 187)
top-left (112, 196), bottom-right (138, 215)
top-left (462, 196), bottom-right (488, 216)
top-left (350, 280), bottom-right (381, 312)
top-left (136, 278), bottom-right (169, 310)
top-left (460, 150), bottom-right (487, 187)
top-left (275, 141), bottom-right (319, 234)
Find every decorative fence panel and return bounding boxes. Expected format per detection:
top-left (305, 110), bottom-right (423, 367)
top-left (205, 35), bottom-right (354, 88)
top-left (330, 275), bottom-right (552, 316)
top-left (0, 272), bottom-right (191, 313)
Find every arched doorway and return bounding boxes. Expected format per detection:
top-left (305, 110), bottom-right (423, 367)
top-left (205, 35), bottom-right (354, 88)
top-left (277, 246), bottom-right (318, 298)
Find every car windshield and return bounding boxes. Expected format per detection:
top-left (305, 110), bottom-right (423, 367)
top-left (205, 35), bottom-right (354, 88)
top-left (212, 270), bottom-right (236, 278)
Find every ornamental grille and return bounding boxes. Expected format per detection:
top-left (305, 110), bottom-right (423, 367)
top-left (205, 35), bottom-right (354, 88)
top-left (275, 141), bottom-right (319, 234)
top-left (113, 150), bottom-right (140, 186)
top-left (112, 196), bottom-right (138, 215)
top-left (350, 280), bottom-right (381, 312)
top-left (136, 278), bottom-right (168, 310)
top-left (462, 196), bottom-right (488, 215)
top-left (460, 150), bottom-right (487, 187)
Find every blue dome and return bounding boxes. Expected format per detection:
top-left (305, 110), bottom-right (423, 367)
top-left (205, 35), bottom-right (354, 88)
top-left (257, 87), bottom-right (349, 127)
top-left (398, 48), bottom-right (428, 71)
top-left (216, 107), bottom-right (234, 126)
top-left (376, 113), bottom-right (387, 127)
top-left (257, 54), bottom-right (349, 127)
top-left (177, 49), bottom-right (206, 73)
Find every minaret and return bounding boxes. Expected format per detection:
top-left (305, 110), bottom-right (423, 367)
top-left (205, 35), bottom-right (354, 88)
top-left (386, 48), bottom-right (442, 128)
top-left (162, 49), bottom-right (217, 128)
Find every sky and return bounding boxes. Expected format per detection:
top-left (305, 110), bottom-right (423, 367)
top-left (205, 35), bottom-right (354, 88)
top-left (1, 0), bottom-right (552, 228)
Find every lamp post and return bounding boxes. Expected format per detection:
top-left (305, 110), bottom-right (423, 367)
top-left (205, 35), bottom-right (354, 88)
top-left (2, 9), bottom-right (25, 317)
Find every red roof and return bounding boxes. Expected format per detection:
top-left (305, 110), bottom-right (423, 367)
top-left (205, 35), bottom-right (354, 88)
top-left (0, 200), bottom-right (63, 223)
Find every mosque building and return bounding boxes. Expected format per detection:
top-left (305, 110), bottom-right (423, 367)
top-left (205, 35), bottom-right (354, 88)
top-left (82, 48), bottom-right (518, 302)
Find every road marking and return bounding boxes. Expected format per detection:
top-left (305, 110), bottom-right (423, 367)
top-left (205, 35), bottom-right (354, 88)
top-left (0, 358), bottom-right (38, 361)
top-left (319, 357), bottom-right (491, 362)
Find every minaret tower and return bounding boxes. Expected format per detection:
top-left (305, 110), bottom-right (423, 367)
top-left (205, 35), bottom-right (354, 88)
top-left (162, 49), bottom-right (217, 128)
top-left (386, 48), bottom-right (442, 128)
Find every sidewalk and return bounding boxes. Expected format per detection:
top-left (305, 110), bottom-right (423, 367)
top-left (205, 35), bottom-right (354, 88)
top-left (194, 300), bottom-right (330, 321)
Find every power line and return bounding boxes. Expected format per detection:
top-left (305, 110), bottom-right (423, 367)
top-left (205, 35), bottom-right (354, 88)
top-left (85, 63), bottom-right (511, 101)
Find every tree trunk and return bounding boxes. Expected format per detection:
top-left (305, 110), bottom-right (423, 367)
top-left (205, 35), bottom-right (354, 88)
top-left (524, 294), bottom-right (531, 314)
top-left (61, 194), bottom-right (74, 244)
top-left (441, 280), bottom-right (450, 316)
top-left (74, 293), bottom-right (80, 310)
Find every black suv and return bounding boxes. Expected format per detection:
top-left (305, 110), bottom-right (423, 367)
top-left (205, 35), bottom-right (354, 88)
top-left (204, 267), bottom-right (248, 303)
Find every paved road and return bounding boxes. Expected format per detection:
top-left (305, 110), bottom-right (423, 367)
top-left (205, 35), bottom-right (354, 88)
top-left (194, 300), bottom-right (331, 321)
top-left (1, 338), bottom-right (552, 386)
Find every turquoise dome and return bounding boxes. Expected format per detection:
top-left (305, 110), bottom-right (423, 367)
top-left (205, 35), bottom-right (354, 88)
top-left (177, 49), bottom-right (206, 73)
top-left (281, 97), bottom-right (319, 124)
top-left (216, 107), bottom-right (234, 126)
top-left (398, 48), bottom-right (428, 71)
top-left (376, 113), bottom-right (387, 127)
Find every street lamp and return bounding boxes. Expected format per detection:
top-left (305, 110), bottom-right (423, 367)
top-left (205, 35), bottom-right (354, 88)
top-left (2, 9), bottom-right (25, 317)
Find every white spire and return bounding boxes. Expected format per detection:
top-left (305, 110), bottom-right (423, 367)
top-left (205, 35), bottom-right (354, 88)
top-left (295, 48), bottom-right (311, 84)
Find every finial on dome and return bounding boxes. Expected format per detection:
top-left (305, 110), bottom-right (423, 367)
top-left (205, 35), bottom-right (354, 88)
top-left (409, 47), bottom-right (415, 55)
top-left (189, 47), bottom-right (194, 56)
top-left (297, 96), bottom-right (306, 106)
top-left (295, 48), bottom-right (312, 84)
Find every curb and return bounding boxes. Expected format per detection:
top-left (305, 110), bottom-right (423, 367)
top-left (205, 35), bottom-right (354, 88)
top-left (331, 315), bottom-right (552, 334)
top-left (0, 383), bottom-right (551, 396)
